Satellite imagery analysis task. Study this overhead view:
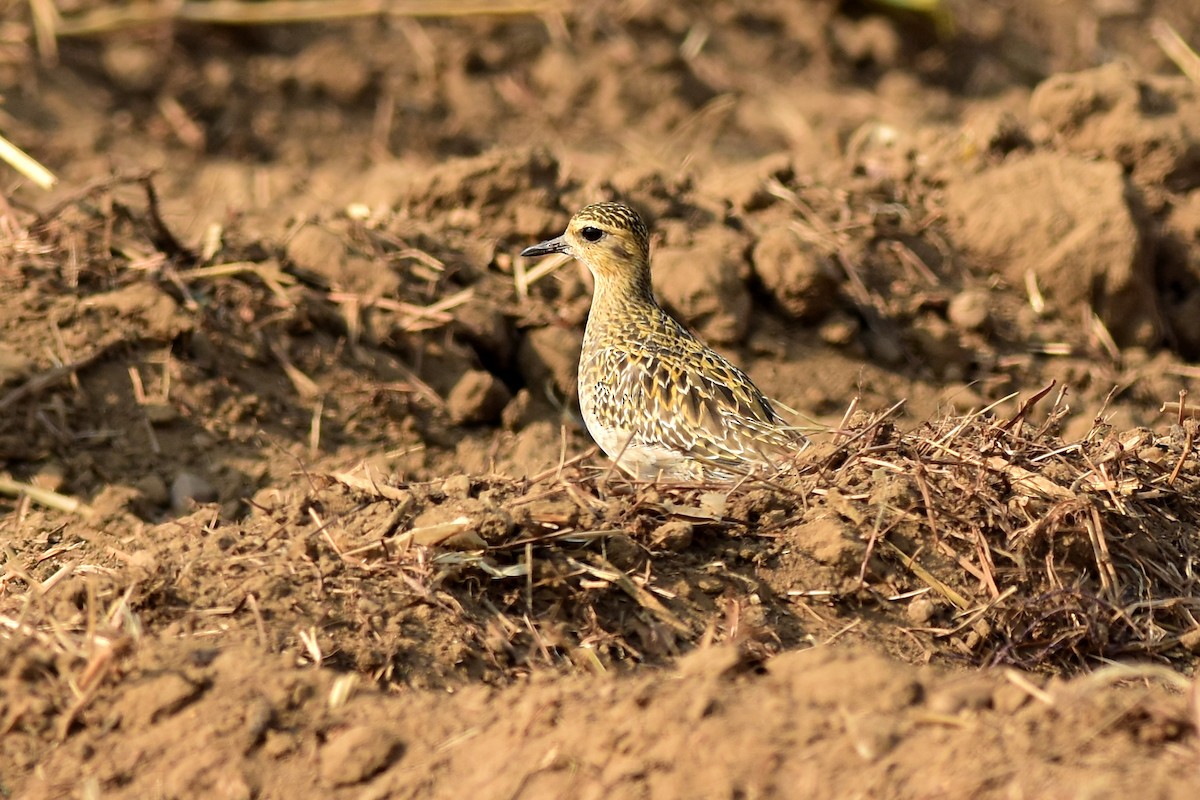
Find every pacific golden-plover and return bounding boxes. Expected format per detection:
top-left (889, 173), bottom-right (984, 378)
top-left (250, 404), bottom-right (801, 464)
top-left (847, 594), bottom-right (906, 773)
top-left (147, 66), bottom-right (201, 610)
top-left (521, 201), bottom-right (808, 482)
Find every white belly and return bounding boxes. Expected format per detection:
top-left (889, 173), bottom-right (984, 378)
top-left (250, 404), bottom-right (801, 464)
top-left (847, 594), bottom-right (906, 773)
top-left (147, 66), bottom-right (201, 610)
top-left (579, 348), bottom-right (703, 480)
top-left (582, 414), bottom-right (699, 481)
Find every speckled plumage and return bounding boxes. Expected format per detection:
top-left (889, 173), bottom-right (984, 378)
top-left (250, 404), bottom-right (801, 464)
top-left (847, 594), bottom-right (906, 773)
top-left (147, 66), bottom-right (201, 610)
top-left (521, 201), bottom-right (807, 481)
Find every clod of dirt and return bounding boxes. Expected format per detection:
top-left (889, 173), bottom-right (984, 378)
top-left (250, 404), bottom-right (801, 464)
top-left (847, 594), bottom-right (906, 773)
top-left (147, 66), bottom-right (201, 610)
top-left (447, 369), bottom-right (512, 425)
top-left (817, 312), bottom-right (861, 348)
top-left (453, 300), bottom-right (514, 366)
top-left (285, 224), bottom-right (398, 296)
top-left (397, 148), bottom-right (560, 220)
top-left (499, 388), bottom-right (534, 431)
top-left (652, 520), bottom-right (694, 552)
top-left (409, 499), bottom-right (513, 545)
top-left (653, 228), bottom-right (752, 344)
top-left (91, 484), bottom-right (142, 518)
top-left (84, 283), bottom-right (192, 341)
top-left (910, 316), bottom-right (970, 380)
top-left (943, 151), bottom-right (1154, 345)
top-left (117, 672), bottom-right (205, 728)
top-left (905, 595), bottom-right (937, 625)
top-left (292, 37), bottom-right (372, 103)
top-left (502, 419), bottom-right (570, 479)
top-left (925, 676), bottom-right (994, 715)
top-left (947, 288), bottom-right (991, 331)
top-left (516, 325), bottom-right (581, 398)
top-left (171, 472), bottom-right (218, 514)
top-left (285, 226), bottom-right (343, 285)
top-left (0, 343), bottom-right (33, 385)
top-left (1160, 191), bottom-right (1200, 355)
top-left (441, 474), bottom-right (472, 498)
top-left (511, 496), bottom-right (584, 530)
top-left (604, 533), bottom-right (641, 570)
top-left (830, 15), bottom-right (902, 70)
top-left (319, 725), bottom-right (403, 787)
top-left (512, 203), bottom-right (564, 239)
top-left (769, 648), bottom-right (922, 713)
top-left (794, 516), bottom-right (864, 569)
top-left (1030, 63), bottom-right (1200, 198)
top-left (751, 226), bottom-right (837, 320)
top-left (1178, 627), bottom-right (1200, 653)
top-left (134, 474), bottom-right (170, 508)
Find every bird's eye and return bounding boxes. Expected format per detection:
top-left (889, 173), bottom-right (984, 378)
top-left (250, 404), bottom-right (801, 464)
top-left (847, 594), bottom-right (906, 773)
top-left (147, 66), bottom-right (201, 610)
top-left (580, 226), bottom-right (604, 242)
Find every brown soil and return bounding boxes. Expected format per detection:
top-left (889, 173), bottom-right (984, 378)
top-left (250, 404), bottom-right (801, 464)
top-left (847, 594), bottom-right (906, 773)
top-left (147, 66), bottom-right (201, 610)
top-left (3, 1), bottom-right (1200, 797)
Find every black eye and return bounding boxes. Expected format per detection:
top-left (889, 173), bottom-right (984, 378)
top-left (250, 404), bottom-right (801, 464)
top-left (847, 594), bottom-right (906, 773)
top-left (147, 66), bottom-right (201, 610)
top-left (580, 226), bottom-right (604, 242)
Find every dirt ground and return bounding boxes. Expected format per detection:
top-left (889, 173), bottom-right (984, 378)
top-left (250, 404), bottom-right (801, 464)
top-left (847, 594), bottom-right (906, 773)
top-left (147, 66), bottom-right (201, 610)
top-left (4, 0), bottom-right (1200, 797)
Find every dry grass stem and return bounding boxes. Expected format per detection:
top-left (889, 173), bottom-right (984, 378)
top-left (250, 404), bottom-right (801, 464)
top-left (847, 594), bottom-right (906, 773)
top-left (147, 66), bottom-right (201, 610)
top-left (0, 477), bottom-right (94, 517)
top-left (1151, 18), bottom-right (1200, 86)
top-left (0, 131), bottom-right (57, 189)
top-left (53, 0), bottom-right (565, 38)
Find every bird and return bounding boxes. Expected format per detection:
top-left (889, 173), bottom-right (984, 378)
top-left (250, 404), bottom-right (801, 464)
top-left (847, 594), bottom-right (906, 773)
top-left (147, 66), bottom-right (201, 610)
top-left (520, 201), bottom-right (808, 482)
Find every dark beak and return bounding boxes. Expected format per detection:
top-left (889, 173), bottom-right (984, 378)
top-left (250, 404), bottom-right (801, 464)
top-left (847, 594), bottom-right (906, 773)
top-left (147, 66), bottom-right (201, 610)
top-left (520, 235), bottom-right (570, 258)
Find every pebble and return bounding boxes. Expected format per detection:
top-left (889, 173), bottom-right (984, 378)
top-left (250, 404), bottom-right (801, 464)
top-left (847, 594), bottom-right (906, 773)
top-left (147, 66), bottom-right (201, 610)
top-left (0, 344), bottom-right (33, 385)
top-left (817, 313), bottom-right (860, 347)
top-left (101, 41), bottom-right (166, 93)
top-left (948, 289), bottom-right (991, 331)
top-left (905, 595), bottom-right (937, 625)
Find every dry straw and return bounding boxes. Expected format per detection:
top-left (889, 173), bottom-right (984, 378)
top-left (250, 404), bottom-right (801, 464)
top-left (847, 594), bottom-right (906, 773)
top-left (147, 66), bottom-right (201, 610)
top-left (324, 385), bottom-right (1200, 673)
top-left (47, 0), bottom-right (564, 38)
top-left (819, 395), bottom-right (1200, 670)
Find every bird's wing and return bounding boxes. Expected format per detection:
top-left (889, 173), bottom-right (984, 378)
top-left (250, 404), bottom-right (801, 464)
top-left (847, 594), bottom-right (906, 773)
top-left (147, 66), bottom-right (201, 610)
top-left (603, 343), bottom-right (802, 470)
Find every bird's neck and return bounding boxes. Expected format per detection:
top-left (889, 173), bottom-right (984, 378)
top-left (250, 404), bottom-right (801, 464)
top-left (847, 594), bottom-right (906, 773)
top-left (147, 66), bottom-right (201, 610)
top-left (590, 258), bottom-right (655, 307)
top-left (586, 267), bottom-right (660, 334)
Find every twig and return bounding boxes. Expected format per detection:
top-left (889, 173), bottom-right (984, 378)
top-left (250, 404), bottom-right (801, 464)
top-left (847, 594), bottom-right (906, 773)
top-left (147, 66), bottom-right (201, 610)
top-left (139, 176), bottom-right (194, 261)
top-left (1167, 425), bottom-right (1193, 487)
top-left (569, 555), bottom-right (691, 634)
top-left (883, 540), bottom-right (971, 611)
top-left (175, 261), bottom-right (297, 306)
top-left (0, 347), bottom-right (111, 411)
top-left (998, 380), bottom-right (1056, 433)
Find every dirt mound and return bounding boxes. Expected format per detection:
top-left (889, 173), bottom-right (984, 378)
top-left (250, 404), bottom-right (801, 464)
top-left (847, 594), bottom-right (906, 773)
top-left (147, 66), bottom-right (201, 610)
top-left (4, 1), bottom-right (1200, 797)
top-left (14, 644), bottom-right (1196, 800)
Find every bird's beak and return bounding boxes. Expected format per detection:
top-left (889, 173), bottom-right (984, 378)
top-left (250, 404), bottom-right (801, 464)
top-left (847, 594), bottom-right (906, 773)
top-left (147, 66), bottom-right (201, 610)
top-left (520, 235), bottom-right (570, 258)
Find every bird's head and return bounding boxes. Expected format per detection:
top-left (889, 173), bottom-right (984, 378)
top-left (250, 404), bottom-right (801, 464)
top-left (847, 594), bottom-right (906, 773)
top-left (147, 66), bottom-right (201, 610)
top-left (520, 202), bottom-right (652, 294)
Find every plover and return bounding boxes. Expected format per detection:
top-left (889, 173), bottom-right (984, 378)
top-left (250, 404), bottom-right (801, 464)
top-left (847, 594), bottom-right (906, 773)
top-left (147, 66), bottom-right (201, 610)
top-left (521, 201), bottom-right (807, 481)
